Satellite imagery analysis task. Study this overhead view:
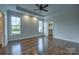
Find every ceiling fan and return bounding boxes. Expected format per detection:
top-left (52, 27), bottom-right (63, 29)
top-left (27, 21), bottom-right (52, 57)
top-left (34, 4), bottom-right (48, 12)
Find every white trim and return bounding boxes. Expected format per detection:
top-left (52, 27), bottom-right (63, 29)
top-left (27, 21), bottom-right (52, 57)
top-left (8, 34), bottom-right (44, 41)
top-left (11, 16), bottom-right (21, 35)
top-left (54, 36), bottom-right (79, 44)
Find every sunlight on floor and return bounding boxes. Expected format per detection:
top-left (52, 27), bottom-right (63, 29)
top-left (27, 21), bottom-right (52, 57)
top-left (12, 44), bottom-right (22, 55)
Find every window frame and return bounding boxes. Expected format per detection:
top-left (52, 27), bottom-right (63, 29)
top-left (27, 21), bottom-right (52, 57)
top-left (11, 16), bottom-right (21, 35)
top-left (38, 20), bottom-right (43, 33)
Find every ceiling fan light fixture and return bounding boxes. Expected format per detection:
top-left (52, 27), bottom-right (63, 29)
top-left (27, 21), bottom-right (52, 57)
top-left (35, 4), bottom-right (48, 12)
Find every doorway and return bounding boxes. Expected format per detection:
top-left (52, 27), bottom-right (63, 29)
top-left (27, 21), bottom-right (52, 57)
top-left (44, 21), bottom-right (55, 36)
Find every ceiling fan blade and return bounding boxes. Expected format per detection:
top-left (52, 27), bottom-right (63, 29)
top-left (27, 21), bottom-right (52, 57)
top-left (35, 4), bottom-right (40, 8)
top-left (42, 9), bottom-right (48, 12)
top-left (43, 4), bottom-right (48, 8)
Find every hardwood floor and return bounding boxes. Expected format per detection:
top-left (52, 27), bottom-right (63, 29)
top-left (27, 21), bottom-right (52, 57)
top-left (7, 37), bottom-right (38, 55)
top-left (0, 44), bottom-right (6, 55)
top-left (1, 36), bottom-right (79, 55)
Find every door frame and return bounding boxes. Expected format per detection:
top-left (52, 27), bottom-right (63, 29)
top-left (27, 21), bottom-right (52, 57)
top-left (0, 10), bottom-right (4, 47)
top-left (0, 10), bottom-right (8, 47)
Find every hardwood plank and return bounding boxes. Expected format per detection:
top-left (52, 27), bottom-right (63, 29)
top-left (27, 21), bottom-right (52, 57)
top-left (1, 36), bottom-right (79, 55)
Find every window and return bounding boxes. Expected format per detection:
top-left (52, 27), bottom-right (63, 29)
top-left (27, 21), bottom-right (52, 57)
top-left (39, 20), bottom-right (43, 32)
top-left (44, 22), bottom-right (48, 35)
top-left (11, 16), bottom-right (21, 34)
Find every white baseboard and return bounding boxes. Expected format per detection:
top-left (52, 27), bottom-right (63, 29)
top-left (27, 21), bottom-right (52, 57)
top-left (9, 34), bottom-right (44, 42)
top-left (54, 36), bottom-right (79, 44)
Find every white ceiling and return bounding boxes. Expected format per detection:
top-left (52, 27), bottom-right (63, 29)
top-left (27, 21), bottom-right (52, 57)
top-left (2, 4), bottom-right (79, 17)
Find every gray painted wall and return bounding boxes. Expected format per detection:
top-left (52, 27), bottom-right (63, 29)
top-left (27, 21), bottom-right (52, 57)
top-left (1, 4), bottom-right (79, 47)
top-left (0, 4), bottom-right (44, 46)
top-left (45, 5), bottom-right (79, 43)
top-left (8, 10), bottom-right (44, 41)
